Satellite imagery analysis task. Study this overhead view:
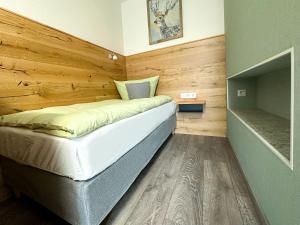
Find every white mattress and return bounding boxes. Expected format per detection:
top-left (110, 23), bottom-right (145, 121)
top-left (0, 101), bottom-right (176, 181)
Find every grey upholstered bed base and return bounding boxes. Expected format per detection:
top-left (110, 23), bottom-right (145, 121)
top-left (0, 113), bottom-right (176, 225)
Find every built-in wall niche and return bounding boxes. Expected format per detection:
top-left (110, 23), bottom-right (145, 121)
top-left (227, 49), bottom-right (294, 169)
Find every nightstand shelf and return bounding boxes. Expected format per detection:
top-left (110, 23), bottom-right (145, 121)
top-left (177, 100), bottom-right (206, 112)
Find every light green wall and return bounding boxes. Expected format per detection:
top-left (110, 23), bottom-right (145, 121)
top-left (257, 68), bottom-right (291, 120)
top-left (228, 78), bottom-right (257, 109)
top-left (224, 1), bottom-right (300, 225)
top-left (228, 68), bottom-right (291, 119)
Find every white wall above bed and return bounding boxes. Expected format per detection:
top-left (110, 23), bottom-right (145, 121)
top-left (0, 0), bottom-right (124, 54)
top-left (121, 0), bottom-right (225, 56)
top-left (0, 0), bottom-right (225, 56)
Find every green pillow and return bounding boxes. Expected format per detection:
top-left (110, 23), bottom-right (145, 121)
top-left (114, 76), bottom-right (159, 100)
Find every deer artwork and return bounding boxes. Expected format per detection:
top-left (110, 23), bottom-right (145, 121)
top-left (150, 0), bottom-right (181, 40)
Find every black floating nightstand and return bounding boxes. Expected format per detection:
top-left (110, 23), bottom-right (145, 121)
top-left (177, 100), bottom-right (206, 112)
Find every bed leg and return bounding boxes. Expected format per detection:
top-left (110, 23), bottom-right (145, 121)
top-left (172, 130), bottom-right (176, 135)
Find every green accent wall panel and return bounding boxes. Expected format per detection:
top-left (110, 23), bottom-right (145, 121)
top-left (228, 113), bottom-right (295, 224)
top-left (228, 78), bottom-right (257, 109)
top-left (225, 1), bottom-right (300, 225)
top-left (257, 68), bottom-right (291, 120)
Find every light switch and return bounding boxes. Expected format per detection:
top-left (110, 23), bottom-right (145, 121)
top-left (180, 92), bottom-right (197, 99)
top-left (237, 89), bottom-right (247, 97)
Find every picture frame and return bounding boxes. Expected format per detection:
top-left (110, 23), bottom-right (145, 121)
top-left (147, 0), bottom-right (183, 45)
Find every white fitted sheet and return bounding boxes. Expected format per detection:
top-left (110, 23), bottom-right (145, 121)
top-left (0, 101), bottom-right (176, 181)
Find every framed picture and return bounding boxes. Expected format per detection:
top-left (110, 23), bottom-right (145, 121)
top-left (147, 0), bottom-right (183, 45)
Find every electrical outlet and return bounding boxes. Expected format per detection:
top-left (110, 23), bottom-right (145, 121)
top-left (180, 92), bottom-right (197, 99)
top-left (237, 89), bottom-right (247, 97)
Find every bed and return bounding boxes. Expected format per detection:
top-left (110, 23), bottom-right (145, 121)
top-left (0, 96), bottom-right (177, 225)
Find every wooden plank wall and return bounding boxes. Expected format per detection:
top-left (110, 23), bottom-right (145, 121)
top-left (0, 8), bottom-right (126, 201)
top-left (0, 8), bottom-right (126, 115)
top-left (126, 36), bottom-right (227, 137)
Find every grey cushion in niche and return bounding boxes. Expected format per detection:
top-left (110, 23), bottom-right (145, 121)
top-left (125, 81), bottom-right (150, 99)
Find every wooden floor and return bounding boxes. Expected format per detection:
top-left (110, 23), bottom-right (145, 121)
top-left (0, 135), bottom-right (265, 225)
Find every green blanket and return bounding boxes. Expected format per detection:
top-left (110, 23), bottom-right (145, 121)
top-left (0, 96), bottom-right (172, 138)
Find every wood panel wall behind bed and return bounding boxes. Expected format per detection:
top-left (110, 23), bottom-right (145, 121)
top-left (126, 35), bottom-right (227, 137)
top-left (0, 8), bottom-right (126, 116)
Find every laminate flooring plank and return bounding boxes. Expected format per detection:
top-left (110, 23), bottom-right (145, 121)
top-left (163, 135), bottom-right (205, 225)
top-left (0, 135), bottom-right (266, 225)
top-left (122, 135), bottom-right (189, 225)
top-left (204, 136), bottom-right (227, 163)
top-left (203, 160), bottom-right (243, 225)
top-left (0, 197), bottom-right (68, 225)
top-left (221, 138), bottom-right (249, 195)
top-left (220, 138), bottom-right (264, 225)
top-left (105, 135), bottom-right (178, 225)
top-left (234, 195), bottom-right (264, 225)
